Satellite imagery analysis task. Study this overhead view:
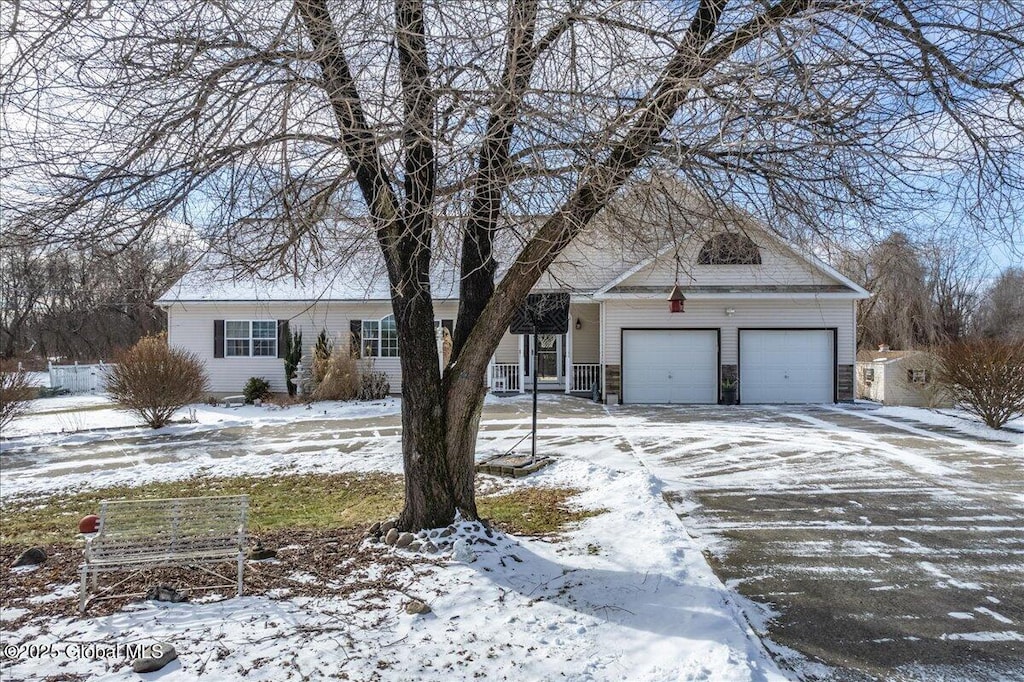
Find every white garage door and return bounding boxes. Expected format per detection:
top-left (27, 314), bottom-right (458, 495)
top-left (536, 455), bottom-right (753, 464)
top-left (740, 330), bottom-right (834, 404)
top-left (622, 330), bottom-right (718, 404)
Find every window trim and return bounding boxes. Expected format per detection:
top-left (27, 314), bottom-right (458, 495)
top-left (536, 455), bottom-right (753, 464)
top-left (224, 319), bottom-right (278, 358)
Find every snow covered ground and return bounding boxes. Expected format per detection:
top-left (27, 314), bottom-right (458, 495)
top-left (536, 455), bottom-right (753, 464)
top-left (0, 395), bottom-right (790, 681)
top-left (2, 393), bottom-right (1021, 680)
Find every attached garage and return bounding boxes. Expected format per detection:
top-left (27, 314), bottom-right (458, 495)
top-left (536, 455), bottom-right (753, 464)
top-left (622, 329), bottom-right (719, 404)
top-left (739, 329), bottom-right (835, 404)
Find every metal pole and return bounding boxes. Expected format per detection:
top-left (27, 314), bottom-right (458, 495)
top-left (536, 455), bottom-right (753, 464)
top-left (531, 331), bottom-right (539, 463)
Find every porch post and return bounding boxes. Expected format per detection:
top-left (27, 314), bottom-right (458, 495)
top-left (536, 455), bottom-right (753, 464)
top-left (518, 335), bottom-right (526, 393)
top-left (565, 306), bottom-right (573, 394)
top-left (486, 356), bottom-right (494, 391)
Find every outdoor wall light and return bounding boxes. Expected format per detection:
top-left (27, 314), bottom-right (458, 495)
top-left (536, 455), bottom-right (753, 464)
top-left (575, 318), bottom-right (582, 330)
top-left (725, 307), bottom-right (736, 316)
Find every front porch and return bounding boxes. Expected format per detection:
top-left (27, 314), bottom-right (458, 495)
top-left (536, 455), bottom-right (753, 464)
top-left (486, 301), bottom-right (602, 397)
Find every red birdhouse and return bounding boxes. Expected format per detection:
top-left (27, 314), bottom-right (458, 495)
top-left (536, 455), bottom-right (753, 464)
top-left (668, 284), bottom-right (686, 313)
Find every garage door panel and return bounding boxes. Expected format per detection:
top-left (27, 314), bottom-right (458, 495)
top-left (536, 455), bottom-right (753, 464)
top-left (739, 330), bottom-right (833, 404)
top-left (623, 330), bottom-right (718, 404)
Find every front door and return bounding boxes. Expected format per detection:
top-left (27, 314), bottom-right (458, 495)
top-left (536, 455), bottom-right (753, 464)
top-left (523, 334), bottom-right (564, 385)
top-left (536, 334), bottom-right (560, 381)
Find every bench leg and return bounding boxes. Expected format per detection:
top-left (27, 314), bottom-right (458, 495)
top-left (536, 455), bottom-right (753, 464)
top-left (237, 552), bottom-right (244, 597)
top-left (78, 564), bottom-right (89, 613)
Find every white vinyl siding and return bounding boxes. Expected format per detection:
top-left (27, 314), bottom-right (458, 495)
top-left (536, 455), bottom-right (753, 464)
top-left (619, 236), bottom-right (833, 289)
top-left (602, 298), bottom-right (856, 366)
top-left (167, 301), bottom-right (460, 394)
top-left (856, 357), bottom-right (952, 408)
top-left (494, 331), bottom-right (520, 364)
top-left (570, 302), bottom-right (601, 363)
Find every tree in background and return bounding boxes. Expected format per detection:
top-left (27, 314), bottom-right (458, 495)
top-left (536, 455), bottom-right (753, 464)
top-left (5, 1), bottom-right (1022, 529)
top-left (0, 369), bottom-right (36, 431)
top-left (837, 232), bottom-right (988, 349)
top-left (0, 231), bottom-right (194, 361)
top-left (843, 233), bottom-right (936, 349)
top-left (975, 268), bottom-right (1024, 340)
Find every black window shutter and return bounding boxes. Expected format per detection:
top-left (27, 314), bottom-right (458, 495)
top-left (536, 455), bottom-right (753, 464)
top-left (277, 320), bottom-right (289, 359)
top-left (441, 319), bottom-right (454, 333)
top-left (524, 335), bottom-right (530, 375)
top-left (213, 320), bottom-right (225, 358)
top-left (350, 320), bottom-right (362, 358)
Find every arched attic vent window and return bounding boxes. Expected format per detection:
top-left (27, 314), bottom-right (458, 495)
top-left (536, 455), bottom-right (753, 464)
top-left (697, 233), bottom-right (762, 265)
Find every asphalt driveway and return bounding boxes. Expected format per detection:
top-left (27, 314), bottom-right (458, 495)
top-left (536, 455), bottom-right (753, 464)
top-left (615, 402), bottom-right (1024, 681)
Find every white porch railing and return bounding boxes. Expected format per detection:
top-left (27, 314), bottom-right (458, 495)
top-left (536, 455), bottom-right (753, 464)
top-left (489, 363), bottom-right (521, 392)
top-left (570, 363), bottom-right (601, 393)
top-left (48, 361), bottom-right (113, 393)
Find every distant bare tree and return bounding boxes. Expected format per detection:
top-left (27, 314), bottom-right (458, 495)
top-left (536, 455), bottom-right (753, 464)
top-left (0, 368), bottom-right (36, 431)
top-left (0, 231), bottom-right (193, 360)
top-left (975, 267), bottom-right (1024, 340)
top-left (924, 239), bottom-right (983, 343)
top-left (845, 233), bottom-right (935, 349)
top-left (4, 1), bottom-right (1022, 529)
top-left (838, 232), bottom-right (985, 349)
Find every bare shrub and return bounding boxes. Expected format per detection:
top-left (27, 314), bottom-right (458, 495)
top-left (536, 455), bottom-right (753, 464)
top-left (106, 335), bottom-right (209, 428)
top-left (934, 339), bottom-right (1024, 429)
top-left (0, 369), bottom-right (37, 431)
top-left (311, 352), bottom-right (360, 401)
top-left (358, 370), bottom-right (391, 401)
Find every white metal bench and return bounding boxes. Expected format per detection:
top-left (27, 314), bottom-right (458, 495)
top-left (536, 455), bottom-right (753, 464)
top-left (79, 495), bottom-right (249, 613)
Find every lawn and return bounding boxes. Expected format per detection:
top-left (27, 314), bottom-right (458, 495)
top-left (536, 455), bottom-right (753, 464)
top-left (0, 472), bottom-right (600, 547)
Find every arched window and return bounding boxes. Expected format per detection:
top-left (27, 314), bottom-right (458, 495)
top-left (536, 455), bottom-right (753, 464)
top-left (697, 233), bottom-right (762, 265)
top-left (362, 314), bottom-right (399, 357)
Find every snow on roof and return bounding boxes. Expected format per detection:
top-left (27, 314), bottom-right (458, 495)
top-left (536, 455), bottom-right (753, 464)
top-left (856, 349), bottom-right (927, 364)
top-left (159, 177), bottom-right (868, 304)
top-left (158, 255), bottom-right (460, 303)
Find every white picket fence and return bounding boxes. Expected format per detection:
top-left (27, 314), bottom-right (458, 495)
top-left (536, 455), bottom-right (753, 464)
top-left (48, 361), bottom-right (114, 393)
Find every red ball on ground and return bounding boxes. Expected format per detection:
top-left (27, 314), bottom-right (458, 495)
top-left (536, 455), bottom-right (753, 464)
top-left (78, 514), bottom-right (100, 534)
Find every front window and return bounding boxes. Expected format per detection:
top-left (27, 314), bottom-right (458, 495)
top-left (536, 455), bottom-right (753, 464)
top-left (697, 233), bottom-right (762, 265)
top-left (380, 315), bottom-right (399, 357)
top-left (359, 316), bottom-right (450, 358)
top-left (362, 320), bottom-right (380, 357)
top-left (226, 320), bottom-right (277, 357)
top-left (363, 315), bottom-right (399, 357)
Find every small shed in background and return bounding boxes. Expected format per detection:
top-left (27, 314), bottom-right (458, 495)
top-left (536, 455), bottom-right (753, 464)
top-left (856, 345), bottom-right (952, 408)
